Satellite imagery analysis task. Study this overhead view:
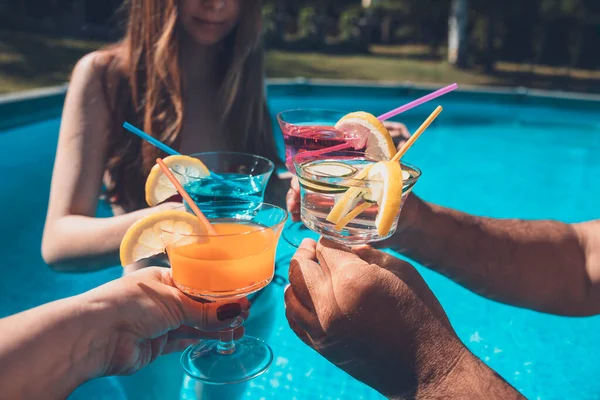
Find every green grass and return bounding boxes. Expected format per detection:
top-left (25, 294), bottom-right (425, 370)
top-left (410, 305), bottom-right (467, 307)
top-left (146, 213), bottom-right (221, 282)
top-left (266, 50), bottom-right (496, 86)
top-left (1, 30), bottom-right (599, 94)
top-left (0, 30), bottom-right (103, 93)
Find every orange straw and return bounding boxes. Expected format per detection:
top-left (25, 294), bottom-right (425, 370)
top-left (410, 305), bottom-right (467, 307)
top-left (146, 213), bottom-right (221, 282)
top-left (392, 106), bottom-right (443, 163)
top-left (155, 158), bottom-right (217, 235)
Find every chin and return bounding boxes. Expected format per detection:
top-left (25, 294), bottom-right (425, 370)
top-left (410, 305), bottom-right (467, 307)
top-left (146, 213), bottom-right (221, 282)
top-left (187, 28), bottom-right (229, 46)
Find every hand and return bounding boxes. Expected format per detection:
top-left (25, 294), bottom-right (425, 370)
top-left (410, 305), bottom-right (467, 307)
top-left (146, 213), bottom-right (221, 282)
top-left (383, 121), bottom-right (411, 150)
top-left (286, 176), bottom-right (301, 222)
top-left (285, 239), bottom-right (466, 398)
top-left (83, 267), bottom-right (250, 376)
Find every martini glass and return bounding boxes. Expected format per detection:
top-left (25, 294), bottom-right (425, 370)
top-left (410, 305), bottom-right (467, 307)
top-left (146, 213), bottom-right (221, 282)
top-left (293, 151), bottom-right (421, 245)
top-left (162, 203), bottom-right (287, 384)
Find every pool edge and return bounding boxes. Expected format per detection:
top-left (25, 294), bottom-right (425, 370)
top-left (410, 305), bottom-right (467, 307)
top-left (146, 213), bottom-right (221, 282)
top-left (1, 80), bottom-right (599, 131)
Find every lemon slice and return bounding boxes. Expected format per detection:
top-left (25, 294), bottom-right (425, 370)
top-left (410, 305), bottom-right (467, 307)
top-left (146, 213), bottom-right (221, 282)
top-left (335, 112), bottom-right (396, 160)
top-left (334, 201), bottom-right (372, 231)
top-left (366, 161), bottom-right (404, 236)
top-left (326, 166), bottom-right (371, 224)
top-left (145, 155), bottom-right (210, 206)
top-left (120, 210), bottom-right (207, 266)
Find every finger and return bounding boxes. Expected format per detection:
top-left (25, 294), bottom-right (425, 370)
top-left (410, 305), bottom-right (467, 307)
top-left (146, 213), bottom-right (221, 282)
top-left (162, 339), bottom-right (199, 355)
top-left (316, 238), bottom-right (368, 274)
top-left (179, 296), bottom-right (251, 332)
top-left (289, 239), bottom-right (322, 311)
top-left (352, 245), bottom-right (399, 268)
top-left (285, 309), bottom-right (314, 347)
top-left (291, 176), bottom-right (300, 192)
top-left (286, 190), bottom-right (301, 222)
top-left (284, 285), bottom-right (324, 339)
top-left (162, 327), bottom-right (245, 355)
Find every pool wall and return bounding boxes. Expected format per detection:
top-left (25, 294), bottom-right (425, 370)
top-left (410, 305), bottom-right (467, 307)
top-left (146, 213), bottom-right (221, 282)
top-left (2, 79), bottom-right (599, 131)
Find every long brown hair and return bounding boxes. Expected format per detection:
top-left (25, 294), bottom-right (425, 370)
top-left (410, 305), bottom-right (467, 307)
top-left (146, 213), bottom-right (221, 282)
top-left (99, 0), bottom-right (278, 209)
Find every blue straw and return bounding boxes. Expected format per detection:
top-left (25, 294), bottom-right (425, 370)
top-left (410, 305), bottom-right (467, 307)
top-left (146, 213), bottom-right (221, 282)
top-left (122, 122), bottom-right (249, 191)
top-left (123, 122), bottom-right (181, 155)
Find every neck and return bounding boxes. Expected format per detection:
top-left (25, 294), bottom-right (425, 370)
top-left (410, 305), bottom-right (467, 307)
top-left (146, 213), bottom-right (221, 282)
top-left (180, 32), bottom-right (220, 86)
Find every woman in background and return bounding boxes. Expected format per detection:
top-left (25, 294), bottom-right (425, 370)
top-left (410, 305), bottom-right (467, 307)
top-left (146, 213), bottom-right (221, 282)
top-left (42, 0), bottom-right (281, 273)
top-left (42, 1), bottom-right (280, 398)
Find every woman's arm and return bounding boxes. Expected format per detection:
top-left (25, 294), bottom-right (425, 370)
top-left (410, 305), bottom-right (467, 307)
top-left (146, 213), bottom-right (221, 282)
top-left (0, 268), bottom-right (248, 400)
top-left (41, 53), bottom-right (170, 272)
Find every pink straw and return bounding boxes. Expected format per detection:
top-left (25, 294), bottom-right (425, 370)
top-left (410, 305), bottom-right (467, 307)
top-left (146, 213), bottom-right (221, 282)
top-left (377, 83), bottom-right (458, 121)
top-left (295, 142), bottom-right (353, 160)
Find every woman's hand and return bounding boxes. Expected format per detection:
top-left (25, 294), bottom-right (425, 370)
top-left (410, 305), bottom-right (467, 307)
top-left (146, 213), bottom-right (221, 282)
top-left (286, 177), bottom-right (301, 222)
top-left (84, 267), bottom-right (249, 376)
top-left (383, 121), bottom-right (411, 150)
top-left (0, 267), bottom-right (250, 399)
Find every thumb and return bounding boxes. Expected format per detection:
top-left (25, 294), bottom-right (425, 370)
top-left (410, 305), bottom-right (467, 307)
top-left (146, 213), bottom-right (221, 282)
top-left (352, 245), bottom-right (399, 268)
top-left (316, 238), bottom-right (369, 274)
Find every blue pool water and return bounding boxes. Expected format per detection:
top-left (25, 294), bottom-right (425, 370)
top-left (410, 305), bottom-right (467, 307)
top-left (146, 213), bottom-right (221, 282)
top-left (1, 84), bottom-right (600, 399)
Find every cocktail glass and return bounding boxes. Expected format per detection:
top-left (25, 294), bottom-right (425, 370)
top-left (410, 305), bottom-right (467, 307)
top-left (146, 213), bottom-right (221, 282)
top-left (293, 151), bottom-right (421, 245)
top-left (277, 109), bottom-right (363, 247)
top-left (162, 203), bottom-right (287, 384)
top-left (172, 152), bottom-right (274, 219)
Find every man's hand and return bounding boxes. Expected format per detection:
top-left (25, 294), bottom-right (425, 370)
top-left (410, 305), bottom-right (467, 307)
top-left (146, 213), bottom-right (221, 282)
top-left (284, 239), bottom-right (466, 398)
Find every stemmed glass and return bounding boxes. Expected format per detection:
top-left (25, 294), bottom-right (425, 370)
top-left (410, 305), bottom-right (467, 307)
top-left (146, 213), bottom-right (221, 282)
top-left (293, 151), bottom-right (421, 245)
top-left (277, 109), bottom-right (359, 247)
top-left (162, 203), bottom-right (287, 384)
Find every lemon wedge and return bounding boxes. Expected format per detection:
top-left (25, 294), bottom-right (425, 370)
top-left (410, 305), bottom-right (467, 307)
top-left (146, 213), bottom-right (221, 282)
top-left (326, 161), bottom-right (404, 236)
top-left (366, 161), bottom-right (404, 236)
top-left (145, 155), bottom-right (210, 206)
top-left (120, 210), bottom-right (207, 266)
top-left (325, 165), bottom-right (371, 224)
top-left (335, 111), bottom-right (396, 160)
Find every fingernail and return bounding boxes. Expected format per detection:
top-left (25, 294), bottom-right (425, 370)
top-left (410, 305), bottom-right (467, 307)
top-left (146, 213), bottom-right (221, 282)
top-left (217, 303), bottom-right (242, 321)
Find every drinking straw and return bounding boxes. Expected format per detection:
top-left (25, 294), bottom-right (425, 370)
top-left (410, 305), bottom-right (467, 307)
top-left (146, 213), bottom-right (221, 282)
top-left (377, 83), bottom-right (457, 121)
top-left (123, 122), bottom-right (180, 155)
top-left (392, 106), bottom-right (443, 163)
top-left (124, 122), bottom-right (248, 191)
top-left (295, 142), bottom-right (353, 160)
top-left (156, 158), bottom-right (217, 235)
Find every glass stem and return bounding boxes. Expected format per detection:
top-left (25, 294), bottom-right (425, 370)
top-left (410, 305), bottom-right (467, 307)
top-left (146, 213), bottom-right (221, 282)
top-left (216, 316), bottom-right (243, 355)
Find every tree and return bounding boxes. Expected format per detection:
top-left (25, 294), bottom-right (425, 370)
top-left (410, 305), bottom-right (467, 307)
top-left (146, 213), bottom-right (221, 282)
top-left (448, 0), bottom-right (468, 68)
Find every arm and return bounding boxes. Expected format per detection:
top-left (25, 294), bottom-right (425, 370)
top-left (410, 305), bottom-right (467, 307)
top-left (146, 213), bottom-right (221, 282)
top-left (41, 53), bottom-right (169, 272)
top-left (390, 195), bottom-right (600, 316)
top-left (0, 268), bottom-right (249, 400)
top-left (418, 348), bottom-right (523, 400)
top-left (0, 297), bottom-right (106, 399)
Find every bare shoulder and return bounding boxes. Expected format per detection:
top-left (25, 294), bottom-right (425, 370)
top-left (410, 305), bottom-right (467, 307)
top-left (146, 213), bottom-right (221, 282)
top-left (68, 50), bottom-right (123, 106)
top-left (70, 51), bottom-right (113, 88)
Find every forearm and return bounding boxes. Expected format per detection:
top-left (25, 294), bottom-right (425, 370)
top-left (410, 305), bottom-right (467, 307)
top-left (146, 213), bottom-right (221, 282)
top-left (417, 349), bottom-right (522, 400)
top-left (392, 195), bottom-right (590, 315)
top-left (43, 206), bottom-right (165, 272)
top-left (0, 297), bottom-right (108, 399)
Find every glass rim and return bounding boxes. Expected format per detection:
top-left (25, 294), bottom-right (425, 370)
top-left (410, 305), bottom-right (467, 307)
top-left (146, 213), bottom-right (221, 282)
top-left (160, 203), bottom-right (288, 238)
top-left (276, 108), bottom-right (350, 122)
top-left (293, 150), bottom-right (421, 186)
top-left (173, 151), bottom-right (275, 180)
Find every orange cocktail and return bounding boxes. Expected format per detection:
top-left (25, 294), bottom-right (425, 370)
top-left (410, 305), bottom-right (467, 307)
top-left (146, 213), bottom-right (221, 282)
top-left (168, 222), bottom-right (278, 299)
top-left (161, 203), bottom-right (287, 384)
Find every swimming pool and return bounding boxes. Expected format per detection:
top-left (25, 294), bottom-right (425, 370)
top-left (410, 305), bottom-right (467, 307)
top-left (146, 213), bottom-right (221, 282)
top-left (1, 81), bottom-right (599, 399)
